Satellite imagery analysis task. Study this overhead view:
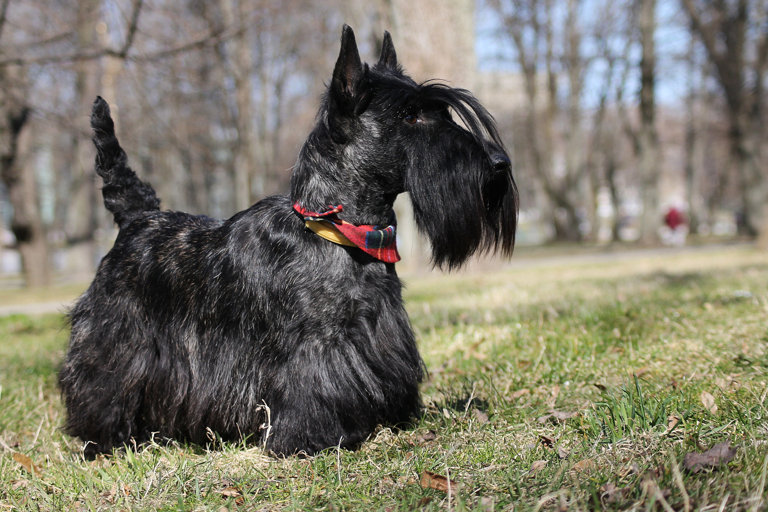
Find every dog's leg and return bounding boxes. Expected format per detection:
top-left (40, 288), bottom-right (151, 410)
top-left (59, 337), bottom-right (146, 458)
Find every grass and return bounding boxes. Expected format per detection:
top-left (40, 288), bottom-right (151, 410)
top-left (1, 244), bottom-right (767, 511)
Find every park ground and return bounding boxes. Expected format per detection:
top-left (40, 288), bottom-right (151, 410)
top-left (0, 243), bottom-right (766, 510)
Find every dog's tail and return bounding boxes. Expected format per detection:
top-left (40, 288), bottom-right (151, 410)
top-left (91, 96), bottom-right (160, 229)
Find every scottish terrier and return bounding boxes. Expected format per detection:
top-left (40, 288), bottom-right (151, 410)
top-left (59, 25), bottom-right (518, 457)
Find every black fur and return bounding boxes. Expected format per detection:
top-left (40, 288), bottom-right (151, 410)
top-left (58, 26), bottom-right (518, 458)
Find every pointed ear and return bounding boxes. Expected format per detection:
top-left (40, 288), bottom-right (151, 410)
top-left (331, 25), bottom-right (363, 107)
top-left (328, 25), bottom-right (371, 143)
top-left (377, 31), bottom-right (398, 70)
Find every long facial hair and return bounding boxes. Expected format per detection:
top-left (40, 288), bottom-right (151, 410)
top-left (404, 83), bottom-right (519, 269)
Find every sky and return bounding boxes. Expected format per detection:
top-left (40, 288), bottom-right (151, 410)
top-left (474, 1), bottom-right (696, 108)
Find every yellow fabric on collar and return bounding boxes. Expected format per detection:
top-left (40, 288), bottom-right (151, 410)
top-left (304, 219), bottom-right (356, 247)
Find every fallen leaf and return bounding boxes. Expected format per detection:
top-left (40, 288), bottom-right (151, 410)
top-left (642, 478), bottom-right (672, 500)
top-left (217, 484), bottom-right (245, 506)
top-left (619, 463), bottom-right (640, 478)
top-left (529, 460), bottom-right (547, 474)
top-left (511, 388), bottom-right (530, 399)
top-left (538, 409), bottom-right (578, 424)
top-left (600, 482), bottom-right (622, 504)
top-left (600, 482), bottom-right (629, 505)
top-left (478, 496), bottom-right (495, 510)
top-left (665, 415), bottom-right (680, 434)
top-left (219, 486), bottom-right (242, 498)
top-left (551, 409), bottom-right (578, 421)
top-left (472, 408), bottom-right (489, 424)
top-left (100, 486), bottom-right (117, 504)
top-left (572, 459), bottom-right (596, 472)
top-left (539, 435), bottom-right (555, 448)
top-left (414, 430), bottom-right (437, 444)
top-left (701, 391), bottom-right (718, 414)
top-left (594, 383), bottom-right (607, 391)
top-left (683, 442), bottom-right (737, 473)
top-left (419, 471), bottom-right (457, 493)
top-left (417, 497), bottom-right (433, 507)
top-left (546, 385), bottom-right (561, 407)
top-left (12, 453), bottom-right (42, 476)
top-left (11, 479), bottom-right (29, 490)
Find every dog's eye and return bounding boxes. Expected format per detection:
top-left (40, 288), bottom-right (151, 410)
top-left (404, 113), bottom-right (419, 125)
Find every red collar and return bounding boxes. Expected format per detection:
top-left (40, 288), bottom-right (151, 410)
top-left (293, 203), bottom-right (400, 263)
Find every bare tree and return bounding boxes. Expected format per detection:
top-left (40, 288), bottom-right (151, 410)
top-left (636, 0), bottom-right (659, 243)
top-left (0, 0), bottom-right (149, 285)
top-left (217, 0), bottom-right (258, 212)
top-left (489, 0), bottom-right (593, 241)
top-left (0, 5), bottom-right (51, 286)
top-left (683, 24), bottom-right (702, 235)
top-left (0, 76), bottom-right (50, 287)
top-left (66, 0), bottom-right (103, 268)
top-left (585, 2), bottom-right (632, 241)
top-left (681, 0), bottom-right (768, 239)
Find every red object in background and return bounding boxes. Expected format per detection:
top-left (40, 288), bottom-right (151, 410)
top-left (664, 207), bottom-right (685, 230)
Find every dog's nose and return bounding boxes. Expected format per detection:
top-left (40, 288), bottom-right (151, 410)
top-left (490, 152), bottom-right (511, 171)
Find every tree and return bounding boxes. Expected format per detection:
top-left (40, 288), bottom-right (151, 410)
top-left (0, 79), bottom-right (50, 287)
top-left (489, 0), bottom-right (594, 241)
top-left (636, 0), bottom-right (659, 244)
top-left (0, 0), bottom-right (143, 286)
top-left (681, 0), bottom-right (768, 238)
top-left (0, 7), bottom-right (51, 286)
top-left (585, 2), bottom-right (633, 242)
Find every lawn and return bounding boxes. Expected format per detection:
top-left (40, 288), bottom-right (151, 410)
top-left (1, 245), bottom-right (766, 511)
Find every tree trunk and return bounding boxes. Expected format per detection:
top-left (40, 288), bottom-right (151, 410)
top-left (733, 113), bottom-right (762, 236)
top-left (681, 0), bottom-right (768, 240)
top-left (605, 153), bottom-right (623, 242)
top-left (552, 203), bottom-right (582, 241)
top-left (221, 0), bottom-right (258, 212)
top-left (683, 30), bottom-right (700, 234)
top-left (637, 0), bottom-right (659, 244)
top-left (66, 0), bottom-right (102, 272)
top-left (0, 105), bottom-right (51, 287)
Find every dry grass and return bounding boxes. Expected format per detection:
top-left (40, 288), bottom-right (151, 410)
top-left (1, 244), bottom-right (767, 510)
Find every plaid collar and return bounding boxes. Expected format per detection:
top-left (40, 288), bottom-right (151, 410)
top-left (293, 203), bottom-right (401, 263)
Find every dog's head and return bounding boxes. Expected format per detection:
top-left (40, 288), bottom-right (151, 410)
top-left (292, 25), bottom-right (518, 268)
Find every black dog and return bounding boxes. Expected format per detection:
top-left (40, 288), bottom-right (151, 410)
top-left (59, 25), bottom-right (518, 457)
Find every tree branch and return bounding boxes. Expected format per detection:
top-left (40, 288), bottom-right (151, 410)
top-left (0, 0), bottom-right (9, 43)
top-left (117, 0), bottom-right (143, 57)
top-left (680, 0), bottom-right (724, 68)
top-left (0, 25), bottom-right (232, 67)
top-left (755, 21), bottom-right (768, 78)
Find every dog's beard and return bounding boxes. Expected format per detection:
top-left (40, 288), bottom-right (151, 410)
top-left (406, 135), bottom-right (518, 269)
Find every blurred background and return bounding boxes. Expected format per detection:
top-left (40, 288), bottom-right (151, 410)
top-left (0, 0), bottom-right (766, 288)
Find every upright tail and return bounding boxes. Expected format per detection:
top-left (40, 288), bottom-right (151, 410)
top-left (91, 96), bottom-right (160, 229)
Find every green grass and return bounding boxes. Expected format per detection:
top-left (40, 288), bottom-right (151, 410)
top-left (1, 245), bottom-right (767, 510)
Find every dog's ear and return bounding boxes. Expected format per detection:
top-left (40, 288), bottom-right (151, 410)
top-left (329, 25), bottom-right (370, 143)
top-left (377, 31), bottom-right (398, 71)
top-left (331, 25), bottom-right (364, 110)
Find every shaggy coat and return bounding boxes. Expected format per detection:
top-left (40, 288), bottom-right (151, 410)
top-left (59, 26), bottom-right (517, 457)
